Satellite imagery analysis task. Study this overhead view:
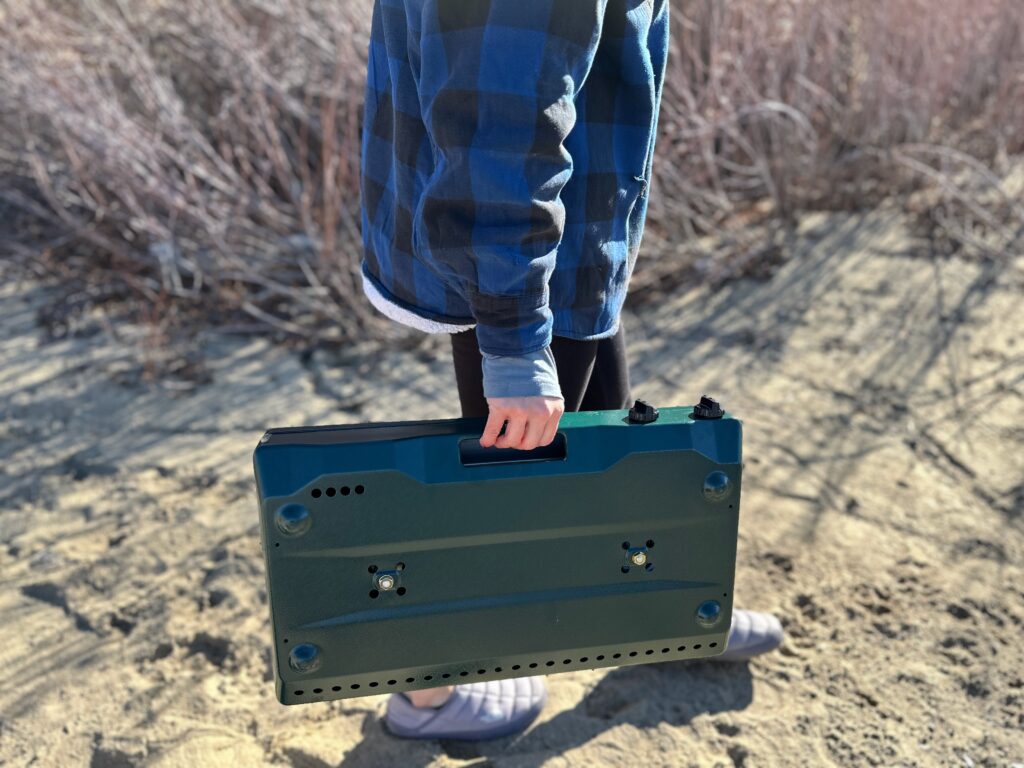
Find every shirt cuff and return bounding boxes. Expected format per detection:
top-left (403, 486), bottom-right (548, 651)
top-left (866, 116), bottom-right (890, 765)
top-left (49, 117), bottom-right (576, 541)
top-left (481, 346), bottom-right (563, 400)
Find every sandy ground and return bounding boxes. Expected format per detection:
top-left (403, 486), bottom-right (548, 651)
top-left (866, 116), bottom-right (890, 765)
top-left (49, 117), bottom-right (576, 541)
top-left (1, 206), bottom-right (1022, 767)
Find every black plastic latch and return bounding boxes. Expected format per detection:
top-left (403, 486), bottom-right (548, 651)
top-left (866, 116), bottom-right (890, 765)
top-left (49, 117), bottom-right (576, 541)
top-left (691, 395), bottom-right (724, 420)
top-left (628, 399), bottom-right (659, 424)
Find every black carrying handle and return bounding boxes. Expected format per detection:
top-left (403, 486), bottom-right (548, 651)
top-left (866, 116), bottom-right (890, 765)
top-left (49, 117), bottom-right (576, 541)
top-left (458, 432), bottom-right (568, 466)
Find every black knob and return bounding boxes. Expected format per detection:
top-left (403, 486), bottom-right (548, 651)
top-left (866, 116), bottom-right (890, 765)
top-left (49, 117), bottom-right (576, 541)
top-left (691, 395), bottom-right (724, 420)
top-left (628, 399), bottom-right (659, 424)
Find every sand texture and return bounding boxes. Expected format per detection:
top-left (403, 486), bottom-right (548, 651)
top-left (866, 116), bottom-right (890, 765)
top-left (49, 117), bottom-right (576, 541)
top-left (1, 208), bottom-right (1022, 767)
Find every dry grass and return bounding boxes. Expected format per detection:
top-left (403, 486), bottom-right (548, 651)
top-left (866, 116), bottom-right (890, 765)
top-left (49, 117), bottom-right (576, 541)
top-left (1, 0), bottom-right (381, 346)
top-left (1, 0), bottom-right (1022, 352)
top-left (634, 0), bottom-right (1024, 295)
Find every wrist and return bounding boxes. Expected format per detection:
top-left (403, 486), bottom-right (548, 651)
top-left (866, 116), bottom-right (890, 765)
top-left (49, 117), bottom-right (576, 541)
top-left (481, 346), bottom-right (562, 399)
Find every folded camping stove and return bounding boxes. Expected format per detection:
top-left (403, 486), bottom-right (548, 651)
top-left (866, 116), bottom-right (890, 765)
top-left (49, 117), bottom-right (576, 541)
top-left (253, 397), bottom-right (741, 704)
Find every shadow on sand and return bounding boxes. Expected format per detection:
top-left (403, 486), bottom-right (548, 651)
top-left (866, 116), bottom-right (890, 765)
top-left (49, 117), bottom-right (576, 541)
top-left (338, 659), bottom-right (753, 767)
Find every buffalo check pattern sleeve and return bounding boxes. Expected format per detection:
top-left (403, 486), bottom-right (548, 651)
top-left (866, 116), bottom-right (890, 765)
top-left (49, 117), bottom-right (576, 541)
top-left (412, 0), bottom-right (604, 357)
top-left (360, 0), bottom-right (669, 362)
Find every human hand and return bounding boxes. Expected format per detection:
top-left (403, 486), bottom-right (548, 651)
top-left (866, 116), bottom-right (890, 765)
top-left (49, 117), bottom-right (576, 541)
top-left (480, 396), bottom-right (565, 451)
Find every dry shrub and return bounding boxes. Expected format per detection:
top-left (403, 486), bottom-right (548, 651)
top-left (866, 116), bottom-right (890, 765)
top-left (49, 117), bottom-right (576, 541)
top-left (0, 0), bottom-right (383, 344)
top-left (1, 0), bottom-right (1022, 348)
top-left (637, 0), bottom-right (1024, 292)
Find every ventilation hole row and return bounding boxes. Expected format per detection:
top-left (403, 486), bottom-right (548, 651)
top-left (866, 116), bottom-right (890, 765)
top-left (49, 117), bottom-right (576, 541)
top-left (291, 643), bottom-right (720, 696)
top-left (311, 484), bottom-right (365, 498)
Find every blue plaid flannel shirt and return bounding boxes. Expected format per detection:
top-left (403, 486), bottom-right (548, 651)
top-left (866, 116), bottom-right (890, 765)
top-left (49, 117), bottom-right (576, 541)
top-left (360, 0), bottom-right (669, 397)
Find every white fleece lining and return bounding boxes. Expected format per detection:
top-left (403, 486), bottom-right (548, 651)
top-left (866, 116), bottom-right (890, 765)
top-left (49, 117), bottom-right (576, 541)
top-left (361, 270), bottom-right (475, 334)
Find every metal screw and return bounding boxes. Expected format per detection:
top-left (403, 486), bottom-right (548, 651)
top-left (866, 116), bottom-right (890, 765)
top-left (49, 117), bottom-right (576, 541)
top-left (376, 574), bottom-right (396, 591)
top-left (630, 551), bottom-right (648, 566)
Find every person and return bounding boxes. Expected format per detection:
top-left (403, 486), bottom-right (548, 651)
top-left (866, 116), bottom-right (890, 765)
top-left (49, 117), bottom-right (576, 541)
top-left (358, 0), bottom-right (783, 741)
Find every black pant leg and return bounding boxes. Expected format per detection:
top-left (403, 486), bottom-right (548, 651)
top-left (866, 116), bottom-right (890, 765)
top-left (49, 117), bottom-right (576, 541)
top-left (450, 329), bottom-right (489, 419)
top-left (548, 336), bottom-right (599, 412)
top-left (579, 322), bottom-right (633, 412)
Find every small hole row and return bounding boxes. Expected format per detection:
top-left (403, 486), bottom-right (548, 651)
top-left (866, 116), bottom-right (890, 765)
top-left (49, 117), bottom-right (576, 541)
top-left (291, 642), bottom-right (719, 696)
top-left (311, 485), bottom-right (365, 498)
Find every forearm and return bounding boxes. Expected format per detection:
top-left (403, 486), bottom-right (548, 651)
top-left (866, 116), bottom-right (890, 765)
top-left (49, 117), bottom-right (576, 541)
top-left (417, 0), bottom-right (605, 357)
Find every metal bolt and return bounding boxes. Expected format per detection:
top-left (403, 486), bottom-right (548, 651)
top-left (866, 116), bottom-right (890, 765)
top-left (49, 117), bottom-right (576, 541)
top-left (260, 432), bottom-right (271, 444)
top-left (630, 550), bottom-right (648, 566)
top-left (376, 574), bottom-right (396, 591)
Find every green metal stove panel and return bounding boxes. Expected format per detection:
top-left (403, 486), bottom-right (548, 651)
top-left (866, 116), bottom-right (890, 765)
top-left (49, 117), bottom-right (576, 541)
top-left (253, 405), bottom-right (742, 704)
